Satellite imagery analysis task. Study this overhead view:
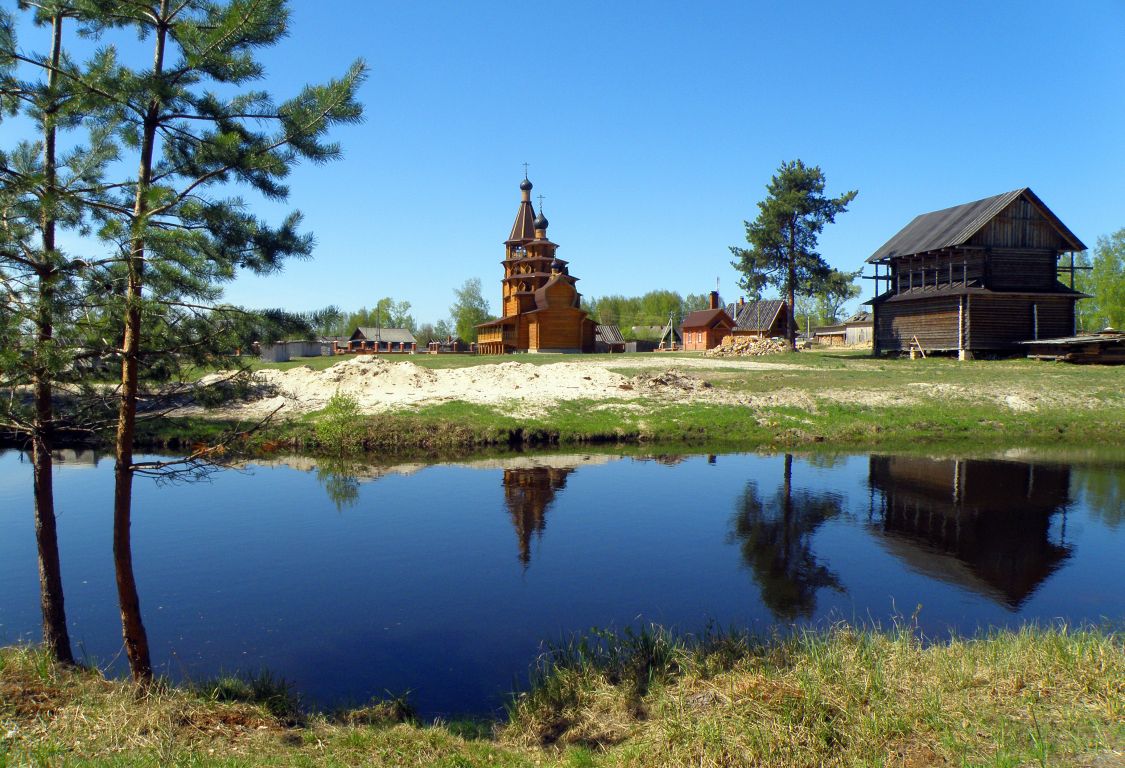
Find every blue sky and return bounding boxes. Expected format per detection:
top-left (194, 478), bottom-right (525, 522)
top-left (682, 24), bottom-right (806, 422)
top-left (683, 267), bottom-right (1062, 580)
top-left (6, 1), bottom-right (1124, 325)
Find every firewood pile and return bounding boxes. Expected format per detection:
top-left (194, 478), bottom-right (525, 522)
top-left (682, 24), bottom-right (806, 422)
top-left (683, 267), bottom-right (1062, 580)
top-left (704, 336), bottom-right (791, 357)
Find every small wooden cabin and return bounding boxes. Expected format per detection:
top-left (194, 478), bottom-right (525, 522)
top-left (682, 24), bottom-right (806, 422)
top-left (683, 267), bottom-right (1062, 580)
top-left (682, 292), bottom-right (734, 351)
top-left (595, 324), bottom-right (626, 353)
top-left (814, 311), bottom-right (873, 347)
top-left (866, 188), bottom-right (1087, 357)
top-left (725, 298), bottom-right (790, 339)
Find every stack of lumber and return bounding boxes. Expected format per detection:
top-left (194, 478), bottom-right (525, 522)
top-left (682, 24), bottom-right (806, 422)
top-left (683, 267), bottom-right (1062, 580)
top-left (704, 336), bottom-right (791, 357)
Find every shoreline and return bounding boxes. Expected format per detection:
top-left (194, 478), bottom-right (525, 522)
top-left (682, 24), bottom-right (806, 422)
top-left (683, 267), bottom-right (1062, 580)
top-left (3, 623), bottom-right (1122, 766)
top-left (5, 350), bottom-right (1122, 457)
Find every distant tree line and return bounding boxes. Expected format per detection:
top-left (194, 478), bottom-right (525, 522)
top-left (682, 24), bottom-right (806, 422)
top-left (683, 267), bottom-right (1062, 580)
top-left (583, 291), bottom-right (711, 339)
top-left (1075, 229), bottom-right (1125, 331)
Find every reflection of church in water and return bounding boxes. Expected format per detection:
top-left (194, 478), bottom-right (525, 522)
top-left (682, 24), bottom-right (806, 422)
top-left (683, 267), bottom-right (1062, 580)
top-left (503, 467), bottom-right (573, 565)
top-left (868, 455), bottom-right (1072, 608)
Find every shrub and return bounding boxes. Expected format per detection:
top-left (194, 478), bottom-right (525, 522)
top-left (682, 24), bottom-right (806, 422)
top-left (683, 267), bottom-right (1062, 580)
top-left (315, 392), bottom-right (363, 452)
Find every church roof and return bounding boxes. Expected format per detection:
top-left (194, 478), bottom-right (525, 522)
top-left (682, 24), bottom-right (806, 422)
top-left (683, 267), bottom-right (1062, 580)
top-left (507, 199), bottom-right (537, 244)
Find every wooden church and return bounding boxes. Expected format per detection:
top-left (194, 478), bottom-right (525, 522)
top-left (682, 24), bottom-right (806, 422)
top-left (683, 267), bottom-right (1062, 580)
top-left (866, 188), bottom-right (1087, 357)
top-left (476, 177), bottom-right (597, 354)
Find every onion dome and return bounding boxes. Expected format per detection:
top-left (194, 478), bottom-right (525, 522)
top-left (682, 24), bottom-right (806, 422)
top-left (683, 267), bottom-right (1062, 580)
top-left (535, 212), bottom-right (549, 230)
top-left (520, 178), bottom-right (533, 191)
top-left (551, 257), bottom-right (565, 273)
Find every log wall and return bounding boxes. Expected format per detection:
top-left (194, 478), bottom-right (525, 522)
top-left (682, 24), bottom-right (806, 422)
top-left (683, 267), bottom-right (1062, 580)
top-left (967, 295), bottom-right (1074, 348)
top-left (875, 296), bottom-right (960, 352)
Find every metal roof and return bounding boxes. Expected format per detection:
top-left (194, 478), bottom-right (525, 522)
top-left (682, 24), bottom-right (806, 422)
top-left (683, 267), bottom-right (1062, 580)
top-left (867, 188), bottom-right (1086, 263)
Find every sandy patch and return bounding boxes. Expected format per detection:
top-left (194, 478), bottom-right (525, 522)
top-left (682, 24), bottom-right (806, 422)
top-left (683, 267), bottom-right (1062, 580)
top-left (180, 357), bottom-right (742, 419)
top-left (175, 354), bottom-right (1117, 421)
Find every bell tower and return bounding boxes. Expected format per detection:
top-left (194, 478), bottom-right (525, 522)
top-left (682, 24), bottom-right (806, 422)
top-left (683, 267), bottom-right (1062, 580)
top-left (501, 176), bottom-right (567, 318)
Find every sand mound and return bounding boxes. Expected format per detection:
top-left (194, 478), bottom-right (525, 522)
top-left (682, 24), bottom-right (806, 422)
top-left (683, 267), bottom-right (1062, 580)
top-left (189, 356), bottom-right (704, 418)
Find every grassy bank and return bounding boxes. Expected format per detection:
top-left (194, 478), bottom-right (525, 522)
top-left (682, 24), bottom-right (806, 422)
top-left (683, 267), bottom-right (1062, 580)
top-left (2, 625), bottom-right (1122, 766)
top-left (54, 348), bottom-right (1117, 455)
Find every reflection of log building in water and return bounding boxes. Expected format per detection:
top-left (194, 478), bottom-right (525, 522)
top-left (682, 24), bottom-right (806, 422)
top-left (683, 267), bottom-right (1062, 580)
top-left (868, 456), bottom-right (1072, 608)
top-left (503, 467), bottom-right (573, 565)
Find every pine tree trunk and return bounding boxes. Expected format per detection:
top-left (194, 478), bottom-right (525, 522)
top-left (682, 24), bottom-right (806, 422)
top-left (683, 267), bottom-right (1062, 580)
top-left (114, 269), bottom-right (150, 681)
top-left (32, 425), bottom-right (73, 665)
top-left (787, 218), bottom-right (797, 349)
top-left (33, 12), bottom-right (74, 666)
top-left (112, 6), bottom-right (167, 685)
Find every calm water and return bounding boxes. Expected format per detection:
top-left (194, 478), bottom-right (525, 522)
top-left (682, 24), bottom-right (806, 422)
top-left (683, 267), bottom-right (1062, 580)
top-left (1, 449), bottom-right (1122, 717)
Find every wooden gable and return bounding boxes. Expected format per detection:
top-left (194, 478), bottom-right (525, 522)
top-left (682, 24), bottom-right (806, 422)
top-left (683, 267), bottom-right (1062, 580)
top-left (967, 195), bottom-right (1075, 252)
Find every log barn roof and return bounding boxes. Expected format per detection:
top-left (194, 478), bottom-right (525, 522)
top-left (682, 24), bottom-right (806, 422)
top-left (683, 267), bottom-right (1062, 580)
top-left (867, 188), bottom-right (1086, 263)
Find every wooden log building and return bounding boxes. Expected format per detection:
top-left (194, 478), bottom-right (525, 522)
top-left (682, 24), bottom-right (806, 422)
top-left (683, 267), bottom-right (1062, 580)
top-left (595, 324), bottom-right (626, 353)
top-left (866, 188), bottom-right (1087, 357)
top-left (476, 177), bottom-right (596, 354)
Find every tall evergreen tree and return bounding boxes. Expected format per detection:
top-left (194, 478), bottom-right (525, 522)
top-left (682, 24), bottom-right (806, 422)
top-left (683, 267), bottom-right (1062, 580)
top-left (730, 160), bottom-right (857, 348)
top-left (41, 0), bottom-right (366, 683)
top-left (0, 1), bottom-right (118, 666)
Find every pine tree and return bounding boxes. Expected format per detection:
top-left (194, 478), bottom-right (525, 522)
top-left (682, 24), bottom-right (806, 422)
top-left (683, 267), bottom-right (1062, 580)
top-left (730, 160), bottom-right (857, 348)
top-left (0, 1), bottom-right (119, 666)
top-left (50, 0), bottom-right (364, 683)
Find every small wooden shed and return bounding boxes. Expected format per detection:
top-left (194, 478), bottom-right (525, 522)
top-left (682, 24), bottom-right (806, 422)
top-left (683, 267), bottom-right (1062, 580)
top-left (814, 311), bottom-right (873, 346)
top-left (595, 324), bottom-right (626, 353)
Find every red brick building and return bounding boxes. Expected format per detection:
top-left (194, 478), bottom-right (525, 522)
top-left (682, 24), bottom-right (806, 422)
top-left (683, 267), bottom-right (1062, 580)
top-left (682, 292), bottom-right (734, 351)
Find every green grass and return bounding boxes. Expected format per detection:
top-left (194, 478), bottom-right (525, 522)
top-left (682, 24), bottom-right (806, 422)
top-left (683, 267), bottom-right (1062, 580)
top-left (2, 624), bottom-right (1122, 767)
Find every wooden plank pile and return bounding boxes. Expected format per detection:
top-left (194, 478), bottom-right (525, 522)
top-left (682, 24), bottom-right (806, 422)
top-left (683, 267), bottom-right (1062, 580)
top-left (704, 336), bottom-right (791, 357)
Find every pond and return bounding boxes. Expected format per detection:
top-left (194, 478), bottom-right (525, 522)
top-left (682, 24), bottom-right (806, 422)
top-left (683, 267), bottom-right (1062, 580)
top-left (1, 448), bottom-right (1122, 717)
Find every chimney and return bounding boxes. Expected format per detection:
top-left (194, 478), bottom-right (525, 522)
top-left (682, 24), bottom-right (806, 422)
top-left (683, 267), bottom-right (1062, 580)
top-left (709, 290), bottom-right (719, 310)
top-left (739, 296), bottom-right (745, 308)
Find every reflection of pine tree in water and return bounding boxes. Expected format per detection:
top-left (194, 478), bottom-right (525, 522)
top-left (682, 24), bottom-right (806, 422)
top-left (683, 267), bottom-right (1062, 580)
top-left (503, 467), bottom-right (573, 566)
top-left (731, 454), bottom-right (845, 620)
